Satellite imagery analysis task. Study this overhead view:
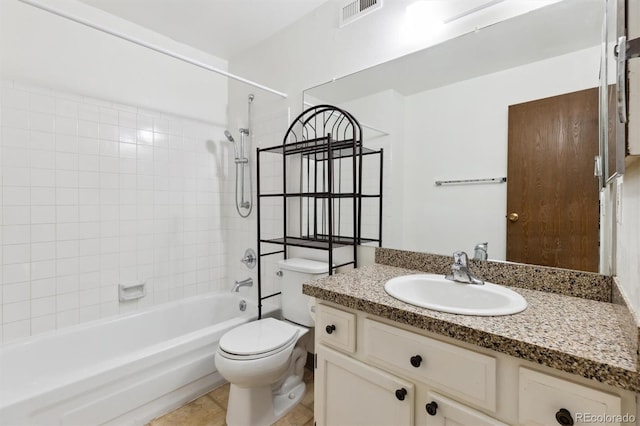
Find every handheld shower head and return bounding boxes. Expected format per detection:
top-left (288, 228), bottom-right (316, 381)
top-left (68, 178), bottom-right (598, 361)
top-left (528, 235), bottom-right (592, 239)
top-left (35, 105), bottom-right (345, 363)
top-left (223, 130), bottom-right (239, 158)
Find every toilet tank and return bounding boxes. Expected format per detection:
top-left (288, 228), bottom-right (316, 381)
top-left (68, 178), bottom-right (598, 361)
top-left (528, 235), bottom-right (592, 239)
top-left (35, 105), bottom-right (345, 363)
top-left (277, 258), bottom-right (329, 327)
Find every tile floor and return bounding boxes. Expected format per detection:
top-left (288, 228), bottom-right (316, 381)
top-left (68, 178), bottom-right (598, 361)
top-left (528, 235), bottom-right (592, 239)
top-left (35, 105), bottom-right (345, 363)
top-left (148, 368), bottom-right (314, 426)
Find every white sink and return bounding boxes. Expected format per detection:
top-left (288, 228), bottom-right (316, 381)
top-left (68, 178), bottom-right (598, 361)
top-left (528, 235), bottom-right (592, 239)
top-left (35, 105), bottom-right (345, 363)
top-left (384, 274), bottom-right (527, 316)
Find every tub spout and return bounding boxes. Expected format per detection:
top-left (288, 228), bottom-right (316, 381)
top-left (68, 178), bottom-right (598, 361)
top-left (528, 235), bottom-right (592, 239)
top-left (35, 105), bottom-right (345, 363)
top-left (232, 278), bottom-right (253, 292)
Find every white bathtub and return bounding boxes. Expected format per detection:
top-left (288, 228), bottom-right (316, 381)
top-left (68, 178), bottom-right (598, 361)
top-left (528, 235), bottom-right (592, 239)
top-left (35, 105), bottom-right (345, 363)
top-left (0, 292), bottom-right (275, 426)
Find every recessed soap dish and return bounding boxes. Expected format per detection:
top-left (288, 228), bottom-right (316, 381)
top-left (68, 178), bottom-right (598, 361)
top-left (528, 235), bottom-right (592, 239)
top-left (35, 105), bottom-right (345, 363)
top-left (119, 281), bottom-right (146, 302)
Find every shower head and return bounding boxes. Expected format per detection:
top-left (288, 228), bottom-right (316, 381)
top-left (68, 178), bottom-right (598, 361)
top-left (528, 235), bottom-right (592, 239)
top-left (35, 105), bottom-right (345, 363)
top-left (223, 130), bottom-right (239, 158)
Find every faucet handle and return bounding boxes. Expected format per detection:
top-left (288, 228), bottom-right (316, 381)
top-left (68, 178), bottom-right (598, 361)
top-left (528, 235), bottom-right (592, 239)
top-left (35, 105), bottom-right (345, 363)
top-left (452, 251), bottom-right (469, 266)
top-left (240, 248), bottom-right (256, 269)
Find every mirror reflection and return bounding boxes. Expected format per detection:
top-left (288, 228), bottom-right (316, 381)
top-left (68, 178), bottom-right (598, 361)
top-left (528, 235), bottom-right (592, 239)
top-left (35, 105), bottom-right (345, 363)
top-left (304, 0), bottom-right (611, 273)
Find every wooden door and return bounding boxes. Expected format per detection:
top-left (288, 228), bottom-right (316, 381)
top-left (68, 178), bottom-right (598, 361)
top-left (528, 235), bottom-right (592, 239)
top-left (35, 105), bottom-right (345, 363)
top-left (507, 88), bottom-right (599, 272)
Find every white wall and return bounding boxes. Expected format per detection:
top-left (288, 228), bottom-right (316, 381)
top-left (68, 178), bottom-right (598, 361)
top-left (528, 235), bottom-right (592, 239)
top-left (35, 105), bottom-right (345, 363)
top-left (0, 0), bottom-right (228, 123)
top-left (401, 46), bottom-right (602, 259)
top-left (228, 1), bottom-right (560, 119)
top-left (617, 159), bottom-right (640, 313)
top-left (616, 0), bottom-right (640, 315)
top-left (0, 0), bottom-right (232, 343)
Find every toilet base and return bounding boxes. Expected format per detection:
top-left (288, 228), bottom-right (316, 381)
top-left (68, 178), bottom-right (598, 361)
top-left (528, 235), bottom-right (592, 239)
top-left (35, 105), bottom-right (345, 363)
top-left (224, 345), bottom-right (308, 426)
top-left (274, 381), bottom-right (306, 420)
top-left (225, 381), bottom-right (305, 426)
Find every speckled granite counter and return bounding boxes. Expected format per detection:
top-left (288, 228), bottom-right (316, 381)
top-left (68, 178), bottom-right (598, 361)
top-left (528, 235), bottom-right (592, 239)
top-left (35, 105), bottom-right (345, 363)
top-left (303, 264), bottom-right (640, 392)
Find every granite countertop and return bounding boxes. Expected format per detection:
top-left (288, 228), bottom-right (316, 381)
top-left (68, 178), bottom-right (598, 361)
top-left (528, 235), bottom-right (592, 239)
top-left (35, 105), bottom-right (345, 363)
top-left (303, 264), bottom-right (640, 392)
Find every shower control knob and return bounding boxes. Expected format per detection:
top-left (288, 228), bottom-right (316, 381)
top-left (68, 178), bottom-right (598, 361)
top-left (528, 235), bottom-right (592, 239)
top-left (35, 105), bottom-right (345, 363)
top-left (425, 401), bottom-right (438, 416)
top-left (555, 408), bottom-right (574, 426)
top-left (240, 248), bottom-right (257, 269)
top-left (325, 324), bottom-right (336, 334)
top-left (395, 388), bottom-right (407, 401)
top-left (410, 355), bottom-right (423, 367)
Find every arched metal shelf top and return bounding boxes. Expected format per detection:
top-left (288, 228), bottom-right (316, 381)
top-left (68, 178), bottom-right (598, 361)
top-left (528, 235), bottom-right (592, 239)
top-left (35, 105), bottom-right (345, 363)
top-left (259, 105), bottom-right (373, 159)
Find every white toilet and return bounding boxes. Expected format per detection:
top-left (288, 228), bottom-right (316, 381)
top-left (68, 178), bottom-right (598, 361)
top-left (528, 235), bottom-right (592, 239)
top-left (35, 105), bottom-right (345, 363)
top-left (215, 258), bottom-right (328, 426)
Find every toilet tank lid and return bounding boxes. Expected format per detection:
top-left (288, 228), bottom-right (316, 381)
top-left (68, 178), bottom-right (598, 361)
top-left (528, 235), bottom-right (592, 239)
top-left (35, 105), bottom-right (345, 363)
top-left (278, 258), bottom-right (330, 274)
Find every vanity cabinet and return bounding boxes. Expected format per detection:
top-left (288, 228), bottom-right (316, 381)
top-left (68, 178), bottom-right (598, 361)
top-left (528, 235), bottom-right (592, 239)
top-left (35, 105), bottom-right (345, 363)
top-left (315, 303), bottom-right (504, 426)
top-left (314, 301), bottom-right (637, 426)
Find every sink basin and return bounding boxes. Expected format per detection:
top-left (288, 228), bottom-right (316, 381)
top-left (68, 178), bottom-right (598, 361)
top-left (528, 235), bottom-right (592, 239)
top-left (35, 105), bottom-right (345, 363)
top-left (384, 274), bottom-right (527, 316)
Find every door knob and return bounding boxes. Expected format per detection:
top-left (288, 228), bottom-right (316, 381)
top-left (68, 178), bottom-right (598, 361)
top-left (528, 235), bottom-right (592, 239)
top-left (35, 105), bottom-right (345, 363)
top-left (508, 212), bottom-right (519, 222)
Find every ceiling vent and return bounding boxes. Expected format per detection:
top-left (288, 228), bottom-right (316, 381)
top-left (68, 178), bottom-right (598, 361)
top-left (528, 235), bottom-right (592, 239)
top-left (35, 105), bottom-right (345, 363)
top-left (340, 0), bottom-right (383, 27)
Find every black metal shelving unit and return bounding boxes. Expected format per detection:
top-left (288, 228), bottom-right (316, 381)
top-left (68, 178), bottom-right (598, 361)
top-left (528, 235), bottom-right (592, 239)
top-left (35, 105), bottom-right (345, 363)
top-left (256, 105), bottom-right (383, 318)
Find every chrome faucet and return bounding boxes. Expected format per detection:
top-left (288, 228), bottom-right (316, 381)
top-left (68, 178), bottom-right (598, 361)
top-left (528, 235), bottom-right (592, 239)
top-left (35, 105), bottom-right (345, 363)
top-left (445, 251), bottom-right (484, 285)
top-left (473, 242), bottom-right (488, 261)
top-left (232, 278), bottom-right (253, 292)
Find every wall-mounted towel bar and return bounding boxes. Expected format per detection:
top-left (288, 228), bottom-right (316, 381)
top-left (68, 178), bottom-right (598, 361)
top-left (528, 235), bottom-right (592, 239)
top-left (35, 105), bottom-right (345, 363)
top-left (435, 177), bottom-right (507, 186)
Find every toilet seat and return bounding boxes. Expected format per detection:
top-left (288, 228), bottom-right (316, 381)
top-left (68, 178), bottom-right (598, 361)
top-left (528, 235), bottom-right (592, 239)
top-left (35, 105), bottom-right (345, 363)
top-left (218, 318), bottom-right (300, 361)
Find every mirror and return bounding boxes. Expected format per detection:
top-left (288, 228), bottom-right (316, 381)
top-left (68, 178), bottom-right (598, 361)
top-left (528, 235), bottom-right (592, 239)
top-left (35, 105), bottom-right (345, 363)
top-left (304, 0), bottom-right (611, 273)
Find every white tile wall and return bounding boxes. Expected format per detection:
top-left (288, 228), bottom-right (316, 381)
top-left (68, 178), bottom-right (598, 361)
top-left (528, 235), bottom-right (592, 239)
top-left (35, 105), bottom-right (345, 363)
top-left (225, 96), bottom-right (290, 306)
top-left (0, 80), bottom-right (232, 343)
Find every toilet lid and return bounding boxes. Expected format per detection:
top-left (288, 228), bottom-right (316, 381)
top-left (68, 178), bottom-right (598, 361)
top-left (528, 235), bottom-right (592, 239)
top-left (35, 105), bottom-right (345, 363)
top-left (219, 318), bottom-right (300, 357)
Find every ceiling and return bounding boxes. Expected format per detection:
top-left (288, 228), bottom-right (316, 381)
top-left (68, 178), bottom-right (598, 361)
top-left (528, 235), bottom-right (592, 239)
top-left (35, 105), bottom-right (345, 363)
top-left (77, 0), bottom-right (331, 60)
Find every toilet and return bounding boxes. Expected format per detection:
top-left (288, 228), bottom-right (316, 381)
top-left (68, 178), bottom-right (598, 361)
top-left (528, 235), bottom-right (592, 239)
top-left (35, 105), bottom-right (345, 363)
top-left (215, 258), bottom-right (328, 426)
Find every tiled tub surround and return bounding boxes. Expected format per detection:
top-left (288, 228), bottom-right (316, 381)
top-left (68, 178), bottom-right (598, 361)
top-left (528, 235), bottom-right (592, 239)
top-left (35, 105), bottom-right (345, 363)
top-left (0, 80), bottom-right (231, 343)
top-left (303, 263), bottom-right (640, 392)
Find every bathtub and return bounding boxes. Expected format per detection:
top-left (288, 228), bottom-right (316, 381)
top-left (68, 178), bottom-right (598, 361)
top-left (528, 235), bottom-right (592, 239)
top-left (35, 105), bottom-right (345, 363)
top-left (0, 292), bottom-right (275, 425)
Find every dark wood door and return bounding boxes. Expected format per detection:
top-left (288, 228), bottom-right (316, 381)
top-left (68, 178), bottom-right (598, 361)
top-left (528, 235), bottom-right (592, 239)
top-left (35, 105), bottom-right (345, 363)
top-left (507, 88), bottom-right (600, 272)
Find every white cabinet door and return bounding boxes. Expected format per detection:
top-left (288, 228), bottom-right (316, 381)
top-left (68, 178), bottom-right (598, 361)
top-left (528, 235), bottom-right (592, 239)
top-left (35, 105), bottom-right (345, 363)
top-left (519, 368), bottom-right (622, 426)
top-left (315, 346), bottom-right (414, 426)
top-left (424, 392), bottom-right (508, 426)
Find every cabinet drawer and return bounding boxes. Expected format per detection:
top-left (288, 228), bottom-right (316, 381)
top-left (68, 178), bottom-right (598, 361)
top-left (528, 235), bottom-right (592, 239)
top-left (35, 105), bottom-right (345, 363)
top-left (317, 303), bottom-right (356, 353)
top-left (364, 318), bottom-right (496, 411)
top-left (518, 368), bottom-right (622, 426)
top-left (425, 392), bottom-right (507, 426)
